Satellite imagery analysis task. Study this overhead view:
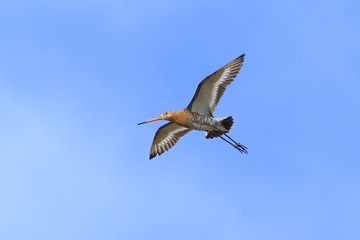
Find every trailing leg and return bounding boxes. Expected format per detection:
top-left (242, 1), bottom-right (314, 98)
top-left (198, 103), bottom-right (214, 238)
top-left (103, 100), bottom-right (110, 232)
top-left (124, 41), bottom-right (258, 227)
top-left (207, 125), bottom-right (248, 154)
top-left (218, 135), bottom-right (248, 154)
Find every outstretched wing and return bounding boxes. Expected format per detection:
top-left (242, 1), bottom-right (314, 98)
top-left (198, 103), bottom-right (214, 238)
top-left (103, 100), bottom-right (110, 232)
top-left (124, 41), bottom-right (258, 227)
top-left (149, 122), bottom-right (192, 159)
top-left (186, 54), bottom-right (245, 116)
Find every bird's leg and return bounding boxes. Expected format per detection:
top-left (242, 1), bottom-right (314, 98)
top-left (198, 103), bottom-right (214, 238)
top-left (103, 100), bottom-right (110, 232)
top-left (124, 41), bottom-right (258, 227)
top-left (211, 127), bottom-right (248, 154)
top-left (218, 135), bottom-right (247, 153)
top-left (223, 133), bottom-right (248, 154)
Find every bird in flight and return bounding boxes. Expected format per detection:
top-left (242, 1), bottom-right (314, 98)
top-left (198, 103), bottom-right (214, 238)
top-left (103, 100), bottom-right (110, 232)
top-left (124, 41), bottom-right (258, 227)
top-left (138, 54), bottom-right (248, 159)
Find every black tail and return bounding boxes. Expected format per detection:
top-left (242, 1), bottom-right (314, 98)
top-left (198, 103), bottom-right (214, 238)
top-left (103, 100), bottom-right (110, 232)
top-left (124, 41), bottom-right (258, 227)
top-left (222, 116), bottom-right (234, 132)
top-left (206, 116), bottom-right (234, 139)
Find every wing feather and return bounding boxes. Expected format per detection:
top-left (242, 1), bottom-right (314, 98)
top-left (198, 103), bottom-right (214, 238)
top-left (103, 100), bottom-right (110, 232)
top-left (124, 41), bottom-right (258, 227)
top-left (186, 54), bottom-right (245, 116)
top-left (149, 122), bottom-right (191, 159)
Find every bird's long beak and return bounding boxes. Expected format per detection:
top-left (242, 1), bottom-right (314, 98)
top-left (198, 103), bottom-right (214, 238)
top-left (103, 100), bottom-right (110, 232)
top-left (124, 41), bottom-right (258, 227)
top-left (137, 116), bottom-right (162, 125)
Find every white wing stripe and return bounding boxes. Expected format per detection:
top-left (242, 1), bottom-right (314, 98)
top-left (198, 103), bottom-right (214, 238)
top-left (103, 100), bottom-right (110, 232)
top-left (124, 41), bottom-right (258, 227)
top-left (155, 128), bottom-right (187, 153)
top-left (209, 68), bottom-right (231, 112)
top-left (186, 54), bottom-right (245, 116)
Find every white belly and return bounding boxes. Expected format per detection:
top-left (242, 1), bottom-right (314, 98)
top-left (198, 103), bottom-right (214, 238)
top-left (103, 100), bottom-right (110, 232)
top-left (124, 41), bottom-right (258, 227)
top-left (191, 122), bottom-right (217, 131)
top-left (190, 115), bottom-right (227, 132)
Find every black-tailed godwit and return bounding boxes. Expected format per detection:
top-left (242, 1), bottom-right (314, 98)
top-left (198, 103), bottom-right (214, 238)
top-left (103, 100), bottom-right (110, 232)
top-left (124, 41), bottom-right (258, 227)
top-left (138, 54), bottom-right (248, 159)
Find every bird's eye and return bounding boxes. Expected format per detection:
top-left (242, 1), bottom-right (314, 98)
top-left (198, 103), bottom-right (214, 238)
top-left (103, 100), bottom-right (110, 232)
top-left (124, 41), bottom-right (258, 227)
top-left (164, 112), bottom-right (168, 115)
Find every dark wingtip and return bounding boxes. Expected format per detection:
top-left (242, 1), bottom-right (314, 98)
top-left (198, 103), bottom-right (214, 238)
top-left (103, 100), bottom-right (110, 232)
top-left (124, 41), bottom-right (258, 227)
top-left (238, 53), bottom-right (245, 62)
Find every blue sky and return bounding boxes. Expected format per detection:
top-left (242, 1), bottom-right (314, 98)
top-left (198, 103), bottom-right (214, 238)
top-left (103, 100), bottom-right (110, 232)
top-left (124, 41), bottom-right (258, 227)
top-left (1, 0), bottom-right (359, 239)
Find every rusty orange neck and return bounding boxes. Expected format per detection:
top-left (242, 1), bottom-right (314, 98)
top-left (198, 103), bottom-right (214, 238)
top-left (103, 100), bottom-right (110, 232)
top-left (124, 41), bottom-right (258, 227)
top-left (168, 109), bottom-right (192, 128)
